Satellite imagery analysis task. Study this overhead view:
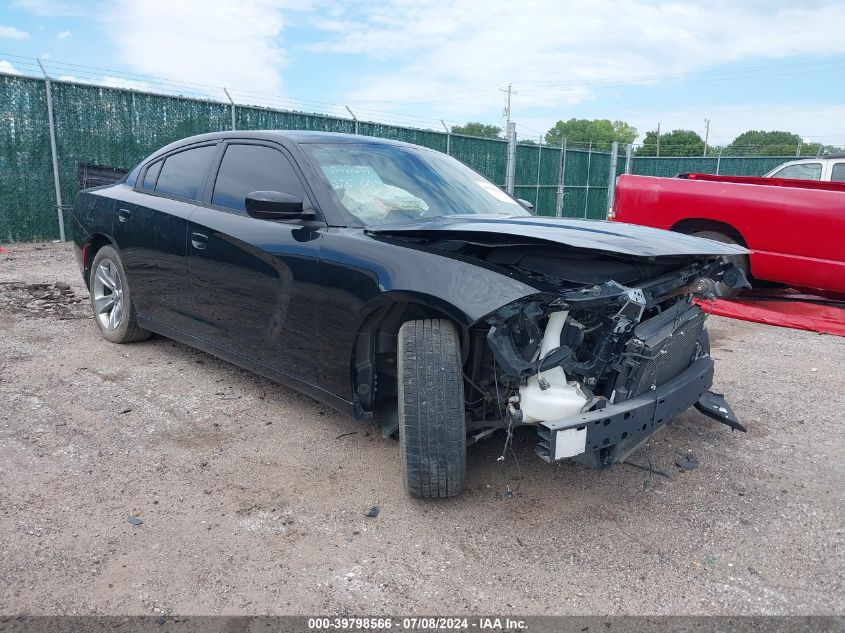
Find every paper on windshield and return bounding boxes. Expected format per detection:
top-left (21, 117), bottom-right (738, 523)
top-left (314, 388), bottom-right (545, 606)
top-left (321, 165), bottom-right (384, 190)
top-left (475, 180), bottom-right (518, 204)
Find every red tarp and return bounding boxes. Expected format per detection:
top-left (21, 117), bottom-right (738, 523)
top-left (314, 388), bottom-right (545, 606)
top-left (694, 289), bottom-right (845, 337)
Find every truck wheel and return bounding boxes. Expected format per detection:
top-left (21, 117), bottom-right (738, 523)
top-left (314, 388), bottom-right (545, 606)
top-left (89, 245), bottom-right (151, 344)
top-left (692, 231), bottom-right (750, 296)
top-left (397, 319), bottom-right (466, 498)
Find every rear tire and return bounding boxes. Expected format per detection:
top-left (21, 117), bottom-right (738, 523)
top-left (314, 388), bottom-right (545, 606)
top-left (89, 245), bottom-right (151, 344)
top-left (397, 319), bottom-right (466, 498)
top-left (691, 231), bottom-right (750, 297)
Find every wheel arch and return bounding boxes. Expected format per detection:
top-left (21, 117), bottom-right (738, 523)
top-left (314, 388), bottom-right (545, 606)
top-left (83, 233), bottom-right (118, 288)
top-left (671, 218), bottom-right (747, 247)
top-left (350, 291), bottom-right (475, 421)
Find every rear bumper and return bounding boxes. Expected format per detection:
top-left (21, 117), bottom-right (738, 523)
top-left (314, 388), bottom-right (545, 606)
top-left (536, 357), bottom-right (715, 463)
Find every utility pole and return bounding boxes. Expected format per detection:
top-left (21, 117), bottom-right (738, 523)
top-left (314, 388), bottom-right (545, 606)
top-left (703, 118), bottom-right (710, 157)
top-left (656, 122), bottom-right (661, 157)
top-left (500, 84), bottom-right (516, 140)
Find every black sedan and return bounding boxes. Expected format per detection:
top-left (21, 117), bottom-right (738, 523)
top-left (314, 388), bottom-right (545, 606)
top-left (72, 131), bottom-right (746, 498)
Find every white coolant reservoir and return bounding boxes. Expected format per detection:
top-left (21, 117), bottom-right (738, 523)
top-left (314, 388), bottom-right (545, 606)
top-left (519, 311), bottom-right (588, 423)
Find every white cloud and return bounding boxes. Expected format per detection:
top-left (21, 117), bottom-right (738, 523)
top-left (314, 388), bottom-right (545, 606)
top-left (0, 60), bottom-right (23, 75)
top-left (100, 0), bottom-right (309, 95)
top-left (57, 30), bottom-right (71, 39)
top-left (309, 0), bottom-right (845, 119)
top-left (0, 25), bottom-right (30, 39)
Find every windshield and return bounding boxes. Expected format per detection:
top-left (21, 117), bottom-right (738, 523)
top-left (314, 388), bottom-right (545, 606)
top-left (302, 142), bottom-right (529, 226)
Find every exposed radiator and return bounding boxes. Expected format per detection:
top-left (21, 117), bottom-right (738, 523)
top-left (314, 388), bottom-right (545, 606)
top-left (626, 304), bottom-right (706, 397)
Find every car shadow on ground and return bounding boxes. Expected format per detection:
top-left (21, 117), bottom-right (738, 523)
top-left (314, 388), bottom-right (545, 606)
top-left (129, 331), bottom-right (730, 506)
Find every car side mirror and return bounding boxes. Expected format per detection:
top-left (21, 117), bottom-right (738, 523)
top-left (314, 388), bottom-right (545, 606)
top-left (245, 191), bottom-right (314, 220)
top-left (517, 198), bottom-right (535, 213)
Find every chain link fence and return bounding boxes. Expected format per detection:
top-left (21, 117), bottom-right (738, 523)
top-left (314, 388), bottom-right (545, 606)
top-left (0, 72), bottom-right (800, 241)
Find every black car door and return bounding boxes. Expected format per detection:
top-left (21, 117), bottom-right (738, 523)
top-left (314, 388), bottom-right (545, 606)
top-left (111, 143), bottom-right (217, 330)
top-left (186, 141), bottom-right (323, 385)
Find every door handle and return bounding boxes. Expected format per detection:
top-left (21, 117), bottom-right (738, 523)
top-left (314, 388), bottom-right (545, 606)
top-left (117, 208), bottom-right (131, 223)
top-left (191, 232), bottom-right (208, 250)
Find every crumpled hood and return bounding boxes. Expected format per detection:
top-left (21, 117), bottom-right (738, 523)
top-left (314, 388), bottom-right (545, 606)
top-left (367, 215), bottom-right (749, 258)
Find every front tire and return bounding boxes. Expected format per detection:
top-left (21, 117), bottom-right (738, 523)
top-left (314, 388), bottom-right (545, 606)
top-left (89, 245), bottom-right (151, 344)
top-left (397, 319), bottom-right (466, 498)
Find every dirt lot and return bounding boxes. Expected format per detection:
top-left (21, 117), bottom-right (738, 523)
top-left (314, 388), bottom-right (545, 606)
top-left (0, 242), bottom-right (842, 616)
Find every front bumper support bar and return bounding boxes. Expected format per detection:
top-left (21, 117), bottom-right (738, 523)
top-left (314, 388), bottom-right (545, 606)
top-left (536, 357), bottom-right (738, 463)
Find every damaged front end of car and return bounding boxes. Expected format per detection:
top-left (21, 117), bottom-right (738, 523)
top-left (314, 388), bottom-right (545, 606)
top-left (471, 256), bottom-right (747, 469)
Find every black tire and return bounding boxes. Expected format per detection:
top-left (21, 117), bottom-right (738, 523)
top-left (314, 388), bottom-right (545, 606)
top-left (89, 245), bottom-right (151, 344)
top-left (397, 319), bottom-right (466, 498)
top-left (691, 231), bottom-right (750, 297)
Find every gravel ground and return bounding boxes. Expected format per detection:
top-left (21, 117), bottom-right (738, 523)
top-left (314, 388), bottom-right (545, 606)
top-left (0, 242), bottom-right (842, 616)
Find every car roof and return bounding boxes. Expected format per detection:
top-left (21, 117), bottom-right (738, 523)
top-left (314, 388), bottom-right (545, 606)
top-left (778, 155), bottom-right (845, 163)
top-left (157, 130), bottom-right (417, 153)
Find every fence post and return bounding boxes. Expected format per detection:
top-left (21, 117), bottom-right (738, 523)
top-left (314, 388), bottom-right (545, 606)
top-left (555, 139), bottom-right (567, 217)
top-left (624, 143), bottom-right (633, 174)
top-left (583, 141), bottom-right (592, 218)
top-left (716, 147), bottom-right (723, 175)
top-left (535, 136), bottom-right (543, 210)
top-left (440, 119), bottom-right (451, 155)
top-left (606, 141), bottom-right (619, 218)
top-left (346, 106), bottom-right (359, 135)
top-left (223, 87), bottom-right (236, 131)
top-left (505, 122), bottom-right (516, 194)
top-left (37, 59), bottom-right (65, 242)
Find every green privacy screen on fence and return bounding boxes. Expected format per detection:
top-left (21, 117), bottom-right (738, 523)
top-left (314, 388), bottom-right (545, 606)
top-left (0, 73), bottom-right (800, 241)
top-left (1, 75), bottom-right (54, 241)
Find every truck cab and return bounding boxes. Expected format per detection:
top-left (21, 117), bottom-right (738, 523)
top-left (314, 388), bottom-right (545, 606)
top-left (764, 155), bottom-right (845, 182)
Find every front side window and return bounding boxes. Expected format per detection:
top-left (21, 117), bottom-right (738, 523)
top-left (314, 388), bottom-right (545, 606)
top-left (301, 142), bottom-right (528, 226)
top-left (154, 145), bottom-right (216, 200)
top-left (772, 163), bottom-right (822, 180)
top-left (212, 144), bottom-right (307, 211)
top-left (830, 163), bottom-right (845, 182)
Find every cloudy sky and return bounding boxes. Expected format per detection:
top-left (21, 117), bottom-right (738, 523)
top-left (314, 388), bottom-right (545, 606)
top-left (2, 0), bottom-right (845, 146)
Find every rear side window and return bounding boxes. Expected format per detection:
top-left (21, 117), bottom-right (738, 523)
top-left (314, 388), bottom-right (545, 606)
top-left (831, 163), bottom-right (845, 182)
top-left (211, 144), bottom-right (307, 211)
top-left (142, 160), bottom-right (162, 190)
top-left (154, 145), bottom-right (216, 200)
top-left (772, 163), bottom-right (822, 180)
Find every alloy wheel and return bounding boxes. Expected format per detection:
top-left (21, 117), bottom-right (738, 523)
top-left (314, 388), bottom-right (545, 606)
top-left (92, 258), bottom-right (124, 331)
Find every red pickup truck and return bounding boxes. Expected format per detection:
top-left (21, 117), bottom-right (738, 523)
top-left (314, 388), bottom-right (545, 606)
top-left (611, 173), bottom-right (845, 295)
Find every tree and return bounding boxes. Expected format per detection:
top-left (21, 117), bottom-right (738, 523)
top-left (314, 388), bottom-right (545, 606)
top-left (724, 130), bottom-right (836, 156)
top-left (635, 129), bottom-right (706, 157)
top-left (451, 122), bottom-right (502, 139)
top-left (544, 118), bottom-right (637, 150)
